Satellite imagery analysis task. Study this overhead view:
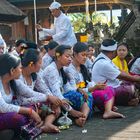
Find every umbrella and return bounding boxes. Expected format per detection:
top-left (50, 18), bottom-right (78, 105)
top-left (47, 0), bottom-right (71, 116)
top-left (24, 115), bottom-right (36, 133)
top-left (0, 0), bottom-right (26, 23)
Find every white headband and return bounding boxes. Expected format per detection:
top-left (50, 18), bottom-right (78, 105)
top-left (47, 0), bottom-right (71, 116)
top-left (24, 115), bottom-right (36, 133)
top-left (100, 43), bottom-right (117, 51)
top-left (49, 1), bottom-right (61, 10)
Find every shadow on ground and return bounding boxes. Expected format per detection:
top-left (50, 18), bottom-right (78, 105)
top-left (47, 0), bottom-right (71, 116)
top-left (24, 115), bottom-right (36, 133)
top-left (40, 105), bottom-right (140, 140)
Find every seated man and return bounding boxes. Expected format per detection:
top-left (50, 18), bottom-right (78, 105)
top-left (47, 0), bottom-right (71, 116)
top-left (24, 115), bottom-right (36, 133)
top-left (92, 39), bottom-right (140, 106)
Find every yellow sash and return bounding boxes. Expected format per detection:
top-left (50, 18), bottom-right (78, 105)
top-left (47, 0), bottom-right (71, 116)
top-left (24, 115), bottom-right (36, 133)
top-left (112, 56), bottom-right (128, 73)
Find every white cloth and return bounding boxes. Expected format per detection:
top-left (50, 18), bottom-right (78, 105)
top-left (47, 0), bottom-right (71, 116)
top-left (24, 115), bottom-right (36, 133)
top-left (42, 12), bottom-right (77, 47)
top-left (0, 34), bottom-right (6, 48)
top-left (130, 58), bottom-right (140, 75)
top-left (91, 53), bottom-right (121, 88)
top-left (64, 64), bottom-right (83, 90)
top-left (100, 43), bottom-right (117, 51)
top-left (0, 34), bottom-right (6, 53)
top-left (0, 72), bottom-right (52, 113)
top-left (0, 80), bottom-right (20, 113)
top-left (85, 58), bottom-right (94, 74)
top-left (42, 53), bottom-right (53, 70)
top-left (49, 1), bottom-right (61, 10)
top-left (42, 62), bottom-right (73, 100)
top-left (65, 63), bottom-right (95, 92)
top-left (15, 74), bottom-right (51, 105)
top-left (0, 38), bottom-right (6, 47)
top-left (10, 50), bottom-right (20, 57)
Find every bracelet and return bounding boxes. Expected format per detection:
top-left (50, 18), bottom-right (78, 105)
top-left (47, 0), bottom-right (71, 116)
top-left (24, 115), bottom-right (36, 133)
top-left (64, 104), bottom-right (72, 111)
top-left (29, 108), bottom-right (33, 116)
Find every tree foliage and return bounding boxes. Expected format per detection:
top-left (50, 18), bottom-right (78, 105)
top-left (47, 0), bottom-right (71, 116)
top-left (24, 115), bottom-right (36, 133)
top-left (69, 12), bottom-right (119, 43)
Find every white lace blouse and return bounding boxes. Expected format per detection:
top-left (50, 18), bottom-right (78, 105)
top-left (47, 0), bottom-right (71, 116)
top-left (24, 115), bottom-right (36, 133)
top-left (42, 62), bottom-right (73, 100)
top-left (130, 58), bottom-right (140, 75)
top-left (15, 73), bottom-right (52, 105)
top-left (0, 80), bottom-right (20, 113)
top-left (65, 63), bottom-right (95, 92)
top-left (85, 58), bottom-right (94, 74)
top-left (42, 53), bottom-right (53, 70)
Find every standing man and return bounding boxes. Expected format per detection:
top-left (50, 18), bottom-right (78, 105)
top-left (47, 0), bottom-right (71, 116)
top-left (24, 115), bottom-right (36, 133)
top-left (36, 1), bottom-right (77, 47)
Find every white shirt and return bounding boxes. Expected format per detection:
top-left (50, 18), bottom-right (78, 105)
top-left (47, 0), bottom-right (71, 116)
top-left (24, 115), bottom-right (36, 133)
top-left (43, 12), bottom-right (77, 47)
top-left (0, 80), bottom-right (20, 113)
top-left (130, 58), bottom-right (140, 75)
top-left (85, 58), bottom-right (94, 74)
top-left (42, 53), bottom-right (53, 70)
top-left (91, 52), bottom-right (121, 88)
top-left (65, 63), bottom-right (96, 92)
top-left (43, 62), bottom-right (73, 100)
top-left (10, 50), bottom-right (19, 57)
top-left (15, 74), bottom-right (51, 105)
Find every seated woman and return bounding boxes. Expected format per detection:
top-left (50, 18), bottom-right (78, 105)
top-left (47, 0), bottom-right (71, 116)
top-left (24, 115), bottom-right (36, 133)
top-left (129, 55), bottom-right (140, 76)
top-left (65, 42), bottom-right (125, 119)
top-left (112, 43), bottom-right (129, 73)
top-left (42, 45), bottom-right (90, 127)
top-left (85, 45), bottom-right (95, 74)
top-left (0, 53), bottom-right (42, 131)
top-left (113, 43), bottom-right (140, 95)
top-left (16, 48), bottom-right (62, 133)
top-left (128, 55), bottom-right (140, 90)
top-left (42, 41), bottom-right (58, 69)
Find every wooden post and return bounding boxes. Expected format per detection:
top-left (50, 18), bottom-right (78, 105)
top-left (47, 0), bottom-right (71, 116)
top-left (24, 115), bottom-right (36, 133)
top-left (108, 4), bottom-right (113, 25)
top-left (110, 6), bottom-right (113, 25)
top-left (85, 0), bottom-right (90, 23)
top-left (34, 0), bottom-right (37, 44)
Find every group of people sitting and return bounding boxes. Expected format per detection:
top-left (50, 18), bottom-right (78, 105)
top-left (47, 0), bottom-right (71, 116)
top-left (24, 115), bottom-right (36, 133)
top-left (0, 35), bottom-right (140, 139)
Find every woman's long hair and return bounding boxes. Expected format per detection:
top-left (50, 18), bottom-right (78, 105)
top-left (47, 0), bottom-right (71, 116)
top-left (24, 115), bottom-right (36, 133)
top-left (55, 45), bottom-right (71, 84)
top-left (0, 54), bottom-right (20, 95)
top-left (73, 42), bottom-right (91, 85)
top-left (21, 48), bottom-right (40, 81)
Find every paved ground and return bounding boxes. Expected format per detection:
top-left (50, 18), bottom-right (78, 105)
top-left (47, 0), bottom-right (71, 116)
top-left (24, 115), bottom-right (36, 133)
top-left (39, 105), bottom-right (140, 140)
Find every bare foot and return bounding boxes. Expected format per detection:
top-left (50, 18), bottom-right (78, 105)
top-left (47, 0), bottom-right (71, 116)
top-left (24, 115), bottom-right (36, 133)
top-left (128, 98), bottom-right (139, 106)
top-left (112, 106), bottom-right (118, 112)
top-left (75, 117), bottom-right (86, 127)
top-left (41, 123), bottom-right (60, 133)
top-left (69, 109), bottom-right (85, 118)
top-left (103, 111), bottom-right (125, 119)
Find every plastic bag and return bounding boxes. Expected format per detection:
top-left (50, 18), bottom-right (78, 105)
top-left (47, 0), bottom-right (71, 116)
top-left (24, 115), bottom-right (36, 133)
top-left (57, 112), bottom-right (72, 126)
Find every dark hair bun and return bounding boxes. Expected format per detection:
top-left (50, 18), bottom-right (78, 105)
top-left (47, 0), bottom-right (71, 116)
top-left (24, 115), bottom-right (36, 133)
top-left (0, 54), bottom-right (20, 76)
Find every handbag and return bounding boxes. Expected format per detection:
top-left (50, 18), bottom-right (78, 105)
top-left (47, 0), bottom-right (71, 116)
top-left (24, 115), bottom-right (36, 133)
top-left (20, 121), bottom-right (42, 140)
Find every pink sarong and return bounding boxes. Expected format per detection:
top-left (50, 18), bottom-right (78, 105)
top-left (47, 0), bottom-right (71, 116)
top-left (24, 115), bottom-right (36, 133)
top-left (92, 86), bottom-right (115, 111)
